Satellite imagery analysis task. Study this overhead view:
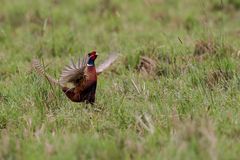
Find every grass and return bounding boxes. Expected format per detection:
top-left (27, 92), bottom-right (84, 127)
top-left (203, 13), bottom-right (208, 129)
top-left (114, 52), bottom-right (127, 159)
top-left (1, 0), bottom-right (240, 159)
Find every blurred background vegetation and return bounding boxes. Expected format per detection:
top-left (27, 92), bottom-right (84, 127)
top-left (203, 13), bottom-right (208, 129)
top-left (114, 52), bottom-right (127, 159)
top-left (0, 0), bottom-right (240, 159)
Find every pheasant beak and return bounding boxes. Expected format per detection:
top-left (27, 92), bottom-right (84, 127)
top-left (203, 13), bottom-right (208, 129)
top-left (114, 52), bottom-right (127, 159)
top-left (96, 52), bottom-right (99, 56)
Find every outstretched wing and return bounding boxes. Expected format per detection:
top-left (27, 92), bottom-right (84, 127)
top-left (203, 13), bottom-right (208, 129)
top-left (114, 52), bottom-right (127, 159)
top-left (59, 56), bottom-right (88, 86)
top-left (96, 53), bottom-right (118, 75)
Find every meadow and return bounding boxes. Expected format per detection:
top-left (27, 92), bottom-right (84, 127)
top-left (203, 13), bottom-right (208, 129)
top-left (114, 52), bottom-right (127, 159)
top-left (0, 0), bottom-right (240, 159)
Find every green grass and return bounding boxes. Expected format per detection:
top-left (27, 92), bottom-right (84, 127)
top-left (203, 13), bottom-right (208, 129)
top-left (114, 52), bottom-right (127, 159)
top-left (1, 0), bottom-right (240, 159)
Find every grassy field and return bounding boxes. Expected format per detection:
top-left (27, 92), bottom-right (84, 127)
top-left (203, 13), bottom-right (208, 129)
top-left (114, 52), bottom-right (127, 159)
top-left (1, 0), bottom-right (240, 159)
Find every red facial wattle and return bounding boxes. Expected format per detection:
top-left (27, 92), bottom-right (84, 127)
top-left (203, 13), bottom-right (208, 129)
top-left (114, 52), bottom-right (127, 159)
top-left (88, 51), bottom-right (98, 60)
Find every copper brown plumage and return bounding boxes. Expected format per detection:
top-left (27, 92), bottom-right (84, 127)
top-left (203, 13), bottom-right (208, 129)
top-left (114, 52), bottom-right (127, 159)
top-left (32, 51), bottom-right (118, 104)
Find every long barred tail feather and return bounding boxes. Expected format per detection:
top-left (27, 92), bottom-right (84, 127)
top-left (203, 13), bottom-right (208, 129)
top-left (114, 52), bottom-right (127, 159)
top-left (31, 59), bottom-right (62, 87)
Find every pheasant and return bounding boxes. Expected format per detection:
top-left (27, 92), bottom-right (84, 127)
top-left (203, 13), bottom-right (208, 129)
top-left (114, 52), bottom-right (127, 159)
top-left (32, 51), bottom-right (118, 104)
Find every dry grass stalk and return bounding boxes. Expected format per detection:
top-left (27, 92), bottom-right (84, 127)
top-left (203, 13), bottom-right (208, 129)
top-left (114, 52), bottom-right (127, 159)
top-left (131, 79), bottom-right (141, 94)
top-left (136, 113), bottom-right (155, 134)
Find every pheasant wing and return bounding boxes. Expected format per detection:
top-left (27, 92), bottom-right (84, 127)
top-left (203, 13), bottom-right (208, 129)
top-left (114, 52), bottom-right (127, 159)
top-left (96, 53), bottom-right (118, 75)
top-left (59, 55), bottom-right (88, 86)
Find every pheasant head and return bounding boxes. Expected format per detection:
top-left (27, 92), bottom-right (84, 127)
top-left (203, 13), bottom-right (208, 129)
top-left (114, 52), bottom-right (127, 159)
top-left (87, 51), bottom-right (98, 66)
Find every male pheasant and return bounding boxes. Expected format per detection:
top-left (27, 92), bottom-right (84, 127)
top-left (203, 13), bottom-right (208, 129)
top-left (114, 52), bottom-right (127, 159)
top-left (32, 51), bottom-right (118, 104)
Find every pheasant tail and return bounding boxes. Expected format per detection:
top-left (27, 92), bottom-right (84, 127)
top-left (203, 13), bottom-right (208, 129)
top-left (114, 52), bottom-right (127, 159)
top-left (32, 59), bottom-right (61, 87)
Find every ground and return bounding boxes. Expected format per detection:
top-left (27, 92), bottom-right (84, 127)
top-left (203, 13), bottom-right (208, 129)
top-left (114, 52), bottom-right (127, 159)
top-left (0, 0), bottom-right (240, 159)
